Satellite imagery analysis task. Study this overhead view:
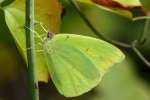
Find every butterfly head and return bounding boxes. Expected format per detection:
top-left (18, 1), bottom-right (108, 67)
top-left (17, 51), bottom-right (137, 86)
top-left (47, 31), bottom-right (54, 39)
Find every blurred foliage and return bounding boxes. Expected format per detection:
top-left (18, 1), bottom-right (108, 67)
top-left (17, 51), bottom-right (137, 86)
top-left (140, 0), bottom-right (150, 11)
top-left (0, 7), bottom-right (18, 83)
top-left (0, 0), bottom-right (14, 7)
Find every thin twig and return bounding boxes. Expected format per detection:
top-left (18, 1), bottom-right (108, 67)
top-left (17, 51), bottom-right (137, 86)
top-left (69, 0), bottom-right (131, 48)
top-left (137, 13), bottom-right (150, 44)
top-left (131, 40), bottom-right (150, 67)
top-left (133, 16), bottom-right (150, 21)
top-left (25, 0), bottom-right (39, 99)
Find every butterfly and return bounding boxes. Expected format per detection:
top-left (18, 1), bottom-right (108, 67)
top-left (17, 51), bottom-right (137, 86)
top-left (38, 26), bottom-right (125, 97)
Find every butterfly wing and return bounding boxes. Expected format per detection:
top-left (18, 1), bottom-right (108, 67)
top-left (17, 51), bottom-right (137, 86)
top-left (44, 34), bottom-right (125, 97)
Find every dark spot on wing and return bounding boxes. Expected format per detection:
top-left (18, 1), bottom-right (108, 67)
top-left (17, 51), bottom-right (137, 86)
top-left (65, 35), bottom-right (70, 40)
top-left (85, 48), bottom-right (90, 52)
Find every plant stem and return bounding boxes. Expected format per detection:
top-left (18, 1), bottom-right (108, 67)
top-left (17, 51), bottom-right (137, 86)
top-left (69, 0), bottom-right (131, 48)
top-left (138, 12), bottom-right (150, 44)
top-left (131, 40), bottom-right (150, 67)
top-left (25, 0), bottom-right (39, 100)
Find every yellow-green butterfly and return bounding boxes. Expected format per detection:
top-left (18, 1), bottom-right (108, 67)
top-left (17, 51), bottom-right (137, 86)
top-left (43, 32), bottom-right (125, 97)
top-left (4, 7), bottom-right (125, 97)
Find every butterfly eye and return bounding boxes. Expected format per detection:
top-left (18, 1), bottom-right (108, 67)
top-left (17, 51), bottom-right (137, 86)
top-left (47, 32), bottom-right (54, 39)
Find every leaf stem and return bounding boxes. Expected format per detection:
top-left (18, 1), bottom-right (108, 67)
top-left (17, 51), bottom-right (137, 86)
top-left (69, 0), bottom-right (131, 48)
top-left (131, 40), bottom-right (150, 67)
top-left (25, 0), bottom-right (39, 100)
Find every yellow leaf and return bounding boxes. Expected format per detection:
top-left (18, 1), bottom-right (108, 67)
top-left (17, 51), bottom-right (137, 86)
top-left (4, 0), bottom-right (61, 82)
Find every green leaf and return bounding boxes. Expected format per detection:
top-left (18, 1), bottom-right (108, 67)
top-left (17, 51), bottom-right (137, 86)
top-left (44, 34), bottom-right (125, 97)
top-left (4, 7), bottom-right (26, 55)
top-left (3, 7), bottom-right (49, 82)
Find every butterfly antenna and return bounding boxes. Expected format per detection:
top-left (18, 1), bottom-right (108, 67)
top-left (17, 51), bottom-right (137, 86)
top-left (34, 21), bottom-right (55, 39)
top-left (34, 21), bottom-right (48, 33)
top-left (24, 25), bottom-right (44, 42)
